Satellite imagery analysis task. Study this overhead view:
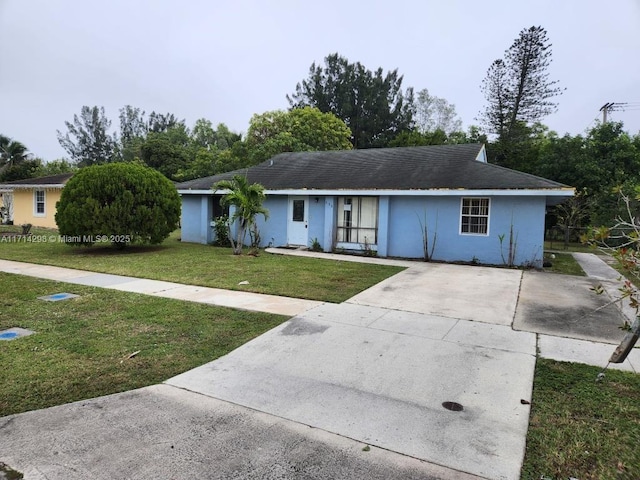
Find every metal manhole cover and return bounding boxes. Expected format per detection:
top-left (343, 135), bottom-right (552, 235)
top-left (442, 401), bottom-right (464, 412)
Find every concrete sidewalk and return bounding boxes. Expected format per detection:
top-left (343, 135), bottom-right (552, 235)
top-left (0, 258), bottom-right (321, 316)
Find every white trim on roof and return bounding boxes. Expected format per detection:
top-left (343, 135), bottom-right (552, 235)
top-left (179, 188), bottom-right (574, 197)
top-left (0, 184), bottom-right (66, 189)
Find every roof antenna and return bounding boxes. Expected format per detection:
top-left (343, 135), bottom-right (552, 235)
top-left (269, 160), bottom-right (273, 166)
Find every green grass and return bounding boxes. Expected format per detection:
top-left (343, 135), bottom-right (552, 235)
top-left (522, 359), bottom-right (640, 480)
top-left (0, 272), bottom-right (287, 417)
top-left (542, 252), bottom-right (586, 276)
top-left (0, 229), bottom-right (403, 303)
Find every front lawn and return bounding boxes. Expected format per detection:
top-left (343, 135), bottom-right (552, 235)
top-left (0, 229), bottom-right (403, 303)
top-left (522, 359), bottom-right (640, 480)
top-left (0, 272), bottom-right (287, 417)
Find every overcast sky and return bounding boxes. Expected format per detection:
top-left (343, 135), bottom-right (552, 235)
top-left (1, 0), bottom-right (639, 161)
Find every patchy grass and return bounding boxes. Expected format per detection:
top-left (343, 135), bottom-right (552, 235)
top-left (0, 272), bottom-right (287, 417)
top-left (0, 229), bottom-right (403, 303)
top-left (544, 240), bottom-right (594, 253)
top-left (522, 359), bottom-right (640, 480)
top-left (542, 252), bottom-right (586, 276)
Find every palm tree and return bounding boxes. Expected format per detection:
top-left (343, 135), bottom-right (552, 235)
top-left (213, 174), bottom-right (269, 255)
top-left (0, 135), bottom-right (29, 174)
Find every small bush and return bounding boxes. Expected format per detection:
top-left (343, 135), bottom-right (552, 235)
top-left (55, 163), bottom-right (180, 248)
top-left (212, 215), bottom-right (231, 247)
top-left (309, 237), bottom-right (323, 252)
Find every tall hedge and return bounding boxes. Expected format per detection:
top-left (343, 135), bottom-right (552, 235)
top-left (55, 163), bottom-right (181, 247)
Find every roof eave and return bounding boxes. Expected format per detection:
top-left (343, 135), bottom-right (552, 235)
top-left (0, 184), bottom-right (66, 189)
top-left (178, 187), bottom-right (575, 196)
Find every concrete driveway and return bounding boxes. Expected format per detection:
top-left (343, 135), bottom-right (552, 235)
top-left (346, 262), bottom-right (522, 325)
top-left (168, 264), bottom-right (536, 480)
top-left (513, 271), bottom-right (628, 343)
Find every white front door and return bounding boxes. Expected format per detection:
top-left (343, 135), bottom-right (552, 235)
top-left (287, 196), bottom-right (308, 246)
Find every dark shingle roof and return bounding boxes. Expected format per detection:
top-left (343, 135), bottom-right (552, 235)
top-left (176, 144), bottom-right (571, 192)
top-left (0, 173), bottom-right (74, 187)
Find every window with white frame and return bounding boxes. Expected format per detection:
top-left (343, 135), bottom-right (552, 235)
top-left (34, 190), bottom-right (46, 216)
top-left (336, 196), bottom-right (378, 244)
top-left (460, 197), bottom-right (489, 235)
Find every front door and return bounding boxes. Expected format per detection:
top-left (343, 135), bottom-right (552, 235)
top-left (287, 196), bottom-right (308, 246)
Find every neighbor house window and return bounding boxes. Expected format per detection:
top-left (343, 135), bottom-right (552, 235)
top-left (336, 196), bottom-right (378, 244)
top-left (34, 190), bottom-right (46, 216)
top-left (460, 197), bottom-right (489, 235)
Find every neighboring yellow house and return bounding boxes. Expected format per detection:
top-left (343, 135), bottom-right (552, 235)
top-left (0, 173), bottom-right (74, 229)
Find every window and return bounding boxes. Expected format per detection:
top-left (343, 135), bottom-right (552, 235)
top-left (211, 195), bottom-right (229, 219)
top-left (292, 199), bottom-right (304, 222)
top-left (461, 198), bottom-right (489, 235)
top-left (336, 197), bottom-right (378, 244)
top-left (34, 190), bottom-right (46, 216)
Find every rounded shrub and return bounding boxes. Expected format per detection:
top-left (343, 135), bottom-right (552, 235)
top-left (55, 163), bottom-right (181, 248)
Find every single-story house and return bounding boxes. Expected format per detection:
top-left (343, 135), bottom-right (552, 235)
top-left (0, 173), bottom-right (74, 228)
top-left (176, 144), bottom-right (573, 267)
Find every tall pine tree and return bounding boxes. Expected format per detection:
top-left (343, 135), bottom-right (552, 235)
top-left (480, 26), bottom-right (564, 167)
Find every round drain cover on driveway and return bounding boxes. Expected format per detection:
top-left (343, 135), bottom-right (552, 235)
top-left (442, 401), bottom-right (464, 412)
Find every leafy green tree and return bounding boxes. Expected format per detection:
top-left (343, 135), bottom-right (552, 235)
top-left (40, 159), bottom-right (78, 176)
top-left (531, 121), bottom-right (640, 225)
top-left (175, 147), bottom-right (217, 181)
top-left (287, 53), bottom-right (415, 148)
top-left (447, 126), bottom-right (488, 145)
top-left (174, 120), bottom-right (245, 180)
top-left (246, 107), bottom-right (352, 164)
top-left (213, 174), bottom-right (269, 255)
top-left (140, 124), bottom-right (192, 180)
top-left (0, 159), bottom-right (43, 182)
top-left (55, 163), bottom-right (180, 248)
top-left (191, 120), bottom-right (241, 151)
top-left (57, 106), bottom-right (117, 166)
top-left (389, 125), bottom-right (487, 148)
top-left (413, 89), bottom-right (462, 135)
top-left (389, 129), bottom-right (448, 147)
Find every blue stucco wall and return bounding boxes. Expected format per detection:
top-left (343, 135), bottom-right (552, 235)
top-left (307, 197), bottom-right (326, 248)
top-left (180, 195), bottom-right (213, 244)
top-left (387, 195), bottom-right (546, 266)
top-left (253, 196), bottom-right (288, 247)
top-left (181, 193), bottom-right (547, 266)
